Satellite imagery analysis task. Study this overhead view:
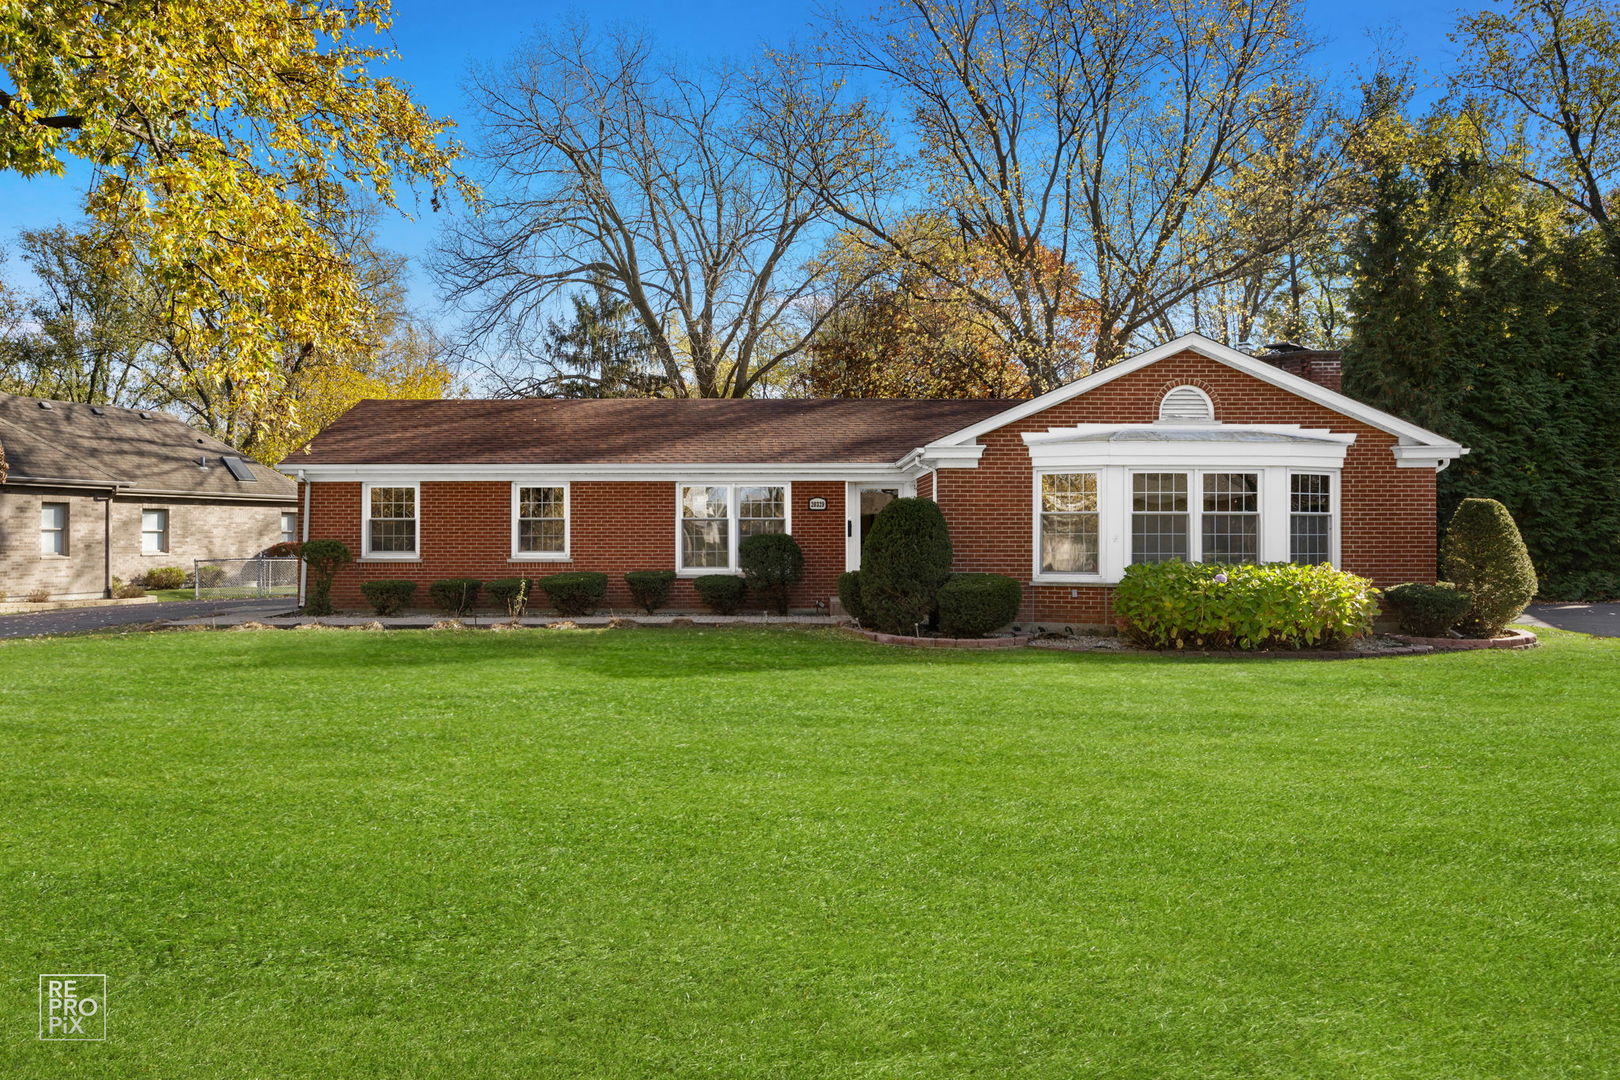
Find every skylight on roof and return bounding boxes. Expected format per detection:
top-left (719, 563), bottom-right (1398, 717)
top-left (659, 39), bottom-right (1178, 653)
top-left (222, 456), bottom-right (258, 482)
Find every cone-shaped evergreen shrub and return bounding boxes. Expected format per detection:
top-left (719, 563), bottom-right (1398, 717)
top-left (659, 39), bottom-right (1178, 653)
top-left (858, 498), bottom-right (953, 635)
top-left (739, 533), bottom-right (804, 614)
top-left (1441, 498), bottom-right (1538, 637)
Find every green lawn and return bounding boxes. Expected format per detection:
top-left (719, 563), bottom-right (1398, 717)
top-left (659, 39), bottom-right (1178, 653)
top-left (2, 627), bottom-right (1616, 1078)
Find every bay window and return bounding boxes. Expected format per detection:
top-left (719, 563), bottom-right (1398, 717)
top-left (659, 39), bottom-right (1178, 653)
top-left (363, 483), bottom-right (418, 558)
top-left (1038, 472), bottom-right (1100, 575)
top-left (679, 483), bottom-right (787, 572)
top-left (513, 484), bottom-right (568, 559)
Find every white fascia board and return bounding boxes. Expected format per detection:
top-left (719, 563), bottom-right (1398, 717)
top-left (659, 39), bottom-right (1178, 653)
top-left (898, 444), bottom-right (986, 474)
top-left (1021, 423), bottom-right (1357, 447)
top-left (1393, 444), bottom-right (1470, 469)
top-left (281, 462), bottom-right (913, 484)
top-left (925, 332), bottom-right (1467, 452)
top-left (1026, 439), bottom-right (1352, 470)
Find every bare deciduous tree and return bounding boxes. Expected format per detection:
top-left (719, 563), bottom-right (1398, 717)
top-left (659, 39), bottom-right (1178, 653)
top-left (817, 0), bottom-right (1346, 378)
top-left (437, 28), bottom-right (881, 398)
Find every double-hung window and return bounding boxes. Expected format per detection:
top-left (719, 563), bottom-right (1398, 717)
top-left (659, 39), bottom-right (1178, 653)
top-left (40, 503), bottom-right (68, 555)
top-left (364, 484), bottom-right (418, 558)
top-left (1038, 472), bottom-right (1100, 575)
top-left (679, 484), bottom-right (787, 572)
top-left (1289, 474), bottom-right (1333, 564)
top-left (1130, 473), bottom-right (1189, 563)
top-left (1200, 473), bottom-right (1259, 564)
top-left (141, 509), bottom-right (170, 554)
top-left (280, 512), bottom-right (298, 545)
top-left (513, 484), bottom-right (568, 559)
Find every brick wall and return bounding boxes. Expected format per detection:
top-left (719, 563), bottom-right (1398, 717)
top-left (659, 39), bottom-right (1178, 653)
top-left (312, 479), bottom-right (848, 613)
top-left (0, 485), bottom-right (294, 600)
top-left (935, 349), bottom-right (1436, 624)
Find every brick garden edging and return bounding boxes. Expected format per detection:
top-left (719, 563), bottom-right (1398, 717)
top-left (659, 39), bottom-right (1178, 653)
top-left (1388, 627), bottom-right (1538, 651)
top-left (847, 627), bottom-right (1033, 650)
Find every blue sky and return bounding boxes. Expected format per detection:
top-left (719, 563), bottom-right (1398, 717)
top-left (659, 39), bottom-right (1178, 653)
top-left (0, 0), bottom-right (1466, 316)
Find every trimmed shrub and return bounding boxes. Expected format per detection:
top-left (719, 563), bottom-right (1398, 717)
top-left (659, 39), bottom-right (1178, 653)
top-left (1383, 582), bottom-right (1471, 637)
top-left (837, 571), bottom-right (865, 623)
top-left (936, 573), bottom-right (1022, 638)
top-left (739, 533), bottom-right (805, 614)
top-left (1441, 498), bottom-right (1539, 637)
top-left (625, 570), bottom-right (676, 614)
top-left (694, 574), bottom-right (745, 615)
top-left (858, 498), bottom-right (953, 635)
top-left (486, 577), bottom-right (534, 617)
top-left (300, 539), bottom-right (353, 616)
top-left (138, 566), bottom-right (186, 590)
top-left (1114, 561), bottom-right (1378, 650)
top-left (429, 578), bottom-right (482, 616)
top-left (537, 571), bottom-right (608, 616)
top-left (112, 581), bottom-right (146, 599)
top-left (360, 579), bottom-right (417, 616)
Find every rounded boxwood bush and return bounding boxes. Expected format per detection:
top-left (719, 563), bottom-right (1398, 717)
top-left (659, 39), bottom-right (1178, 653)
top-left (694, 574), bottom-right (745, 615)
top-left (625, 570), bottom-right (676, 614)
top-left (739, 533), bottom-right (804, 614)
top-left (485, 577), bottom-right (534, 617)
top-left (858, 498), bottom-right (953, 635)
top-left (360, 579), bottom-right (417, 616)
top-left (300, 538), bottom-right (352, 616)
top-left (1114, 561), bottom-right (1377, 650)
top-left (1441, 498), bottom-right (1538, 637)
top-left (429, 578), bottom-right (482, 616)
top-left (837, 571), bottom-right (865, 623)
top-left (537, 571), bottom-right (608, 616)
top-left (936, 573), bottom-right (1022, 638)
top-left (1383, 582), bottom-right (1471, 637)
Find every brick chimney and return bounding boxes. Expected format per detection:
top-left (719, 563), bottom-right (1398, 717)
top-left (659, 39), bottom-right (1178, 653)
top-left (1255, 343), bottom-right (1342, 393)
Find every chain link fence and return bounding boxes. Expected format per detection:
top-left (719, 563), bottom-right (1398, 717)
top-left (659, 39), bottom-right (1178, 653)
top-left (192, 557), bottom-right (300, 600)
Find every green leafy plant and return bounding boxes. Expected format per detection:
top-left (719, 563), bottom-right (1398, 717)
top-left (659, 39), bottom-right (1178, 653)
top-left (837, 571), bottom-right (865, 623)
top-left (537, 572), bottom-right (608, 616)
top-left (1383, 582), bottom-right (1472, 637)
top-left (486, 578), bottom-right (533, 618)
top-left (936, 573), bottom-right (1022, 638)
top-left (1442, 498), bottom-right (1539, 637)
top-left (858, 498), bottom-right (953, 635)
top-left (299, 539), bottom-right (353, 616)
top-left (111, 581), bottom-right (146, 599)
top-left (359, 579), bottom-right (417, 616)
top-left (138, 566), bottom-right (187, 590)
top-left (1113, 561), bottom-right (1378, 650)
top-left (694, 574), bottom-right (745, 615)
top-left (429, 578), bottom-right (482, 616)
top-left (624, 571), bottom-right (676, 615)
top-left (739, 533), bottom-right (805, 614)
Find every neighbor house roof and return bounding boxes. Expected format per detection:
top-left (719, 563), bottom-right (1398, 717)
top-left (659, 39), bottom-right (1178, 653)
top-left (284, 397), bottom-right (1020, 466)
top-left (0, 392), bottom-right (296, 500)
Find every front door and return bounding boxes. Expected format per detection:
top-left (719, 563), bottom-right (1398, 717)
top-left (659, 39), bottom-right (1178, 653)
top-left (845, 485), bottom-right (901, 570)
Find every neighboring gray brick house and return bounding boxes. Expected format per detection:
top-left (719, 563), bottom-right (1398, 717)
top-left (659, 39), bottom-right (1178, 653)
top-left (0, 392), bottom-right (298, 601)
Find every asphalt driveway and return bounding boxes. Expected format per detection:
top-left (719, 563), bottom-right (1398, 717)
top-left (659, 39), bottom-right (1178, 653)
top-left (1522, 603), bottom-right (1620, 638)
top-left (0, 598), bottom-right (294, 640)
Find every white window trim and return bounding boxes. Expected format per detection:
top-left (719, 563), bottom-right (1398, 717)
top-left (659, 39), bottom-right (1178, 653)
top-left (509, 481), bottom-right (571, 561)
top-left (1286, 469), bottom-right (1341, 567)
top-left (1031, 466), bottom-right (1343, 584)
top-left (141, 508), bottom-right (171, 554)
top-left (280, 511), bottom-right (298, 545)
top-left (40, 502), bottom-right (69, 557)
top-left (361, 481), bottom-right (420, 561)
top-left (675, 481), bottom-right (793, 576)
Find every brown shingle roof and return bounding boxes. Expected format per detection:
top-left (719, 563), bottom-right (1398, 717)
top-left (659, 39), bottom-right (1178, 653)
top-left (0, 392), bottom-right (295, 500)
top-left (285, 397), bottom-right (1021, 466)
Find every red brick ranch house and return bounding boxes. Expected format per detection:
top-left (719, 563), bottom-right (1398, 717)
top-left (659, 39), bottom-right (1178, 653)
top-left (281, 335), bottom-right (1467, 626)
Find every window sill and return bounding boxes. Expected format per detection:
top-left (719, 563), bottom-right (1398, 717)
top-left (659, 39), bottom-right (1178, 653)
top-left (676, 567), bottom-right (738, 578)
top-left (360, 554), bottom-right (421, 563)
top-left (1031, 574), bottom-right (1113, 587)
top-left (509, 553), bottom-right (571, 563)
